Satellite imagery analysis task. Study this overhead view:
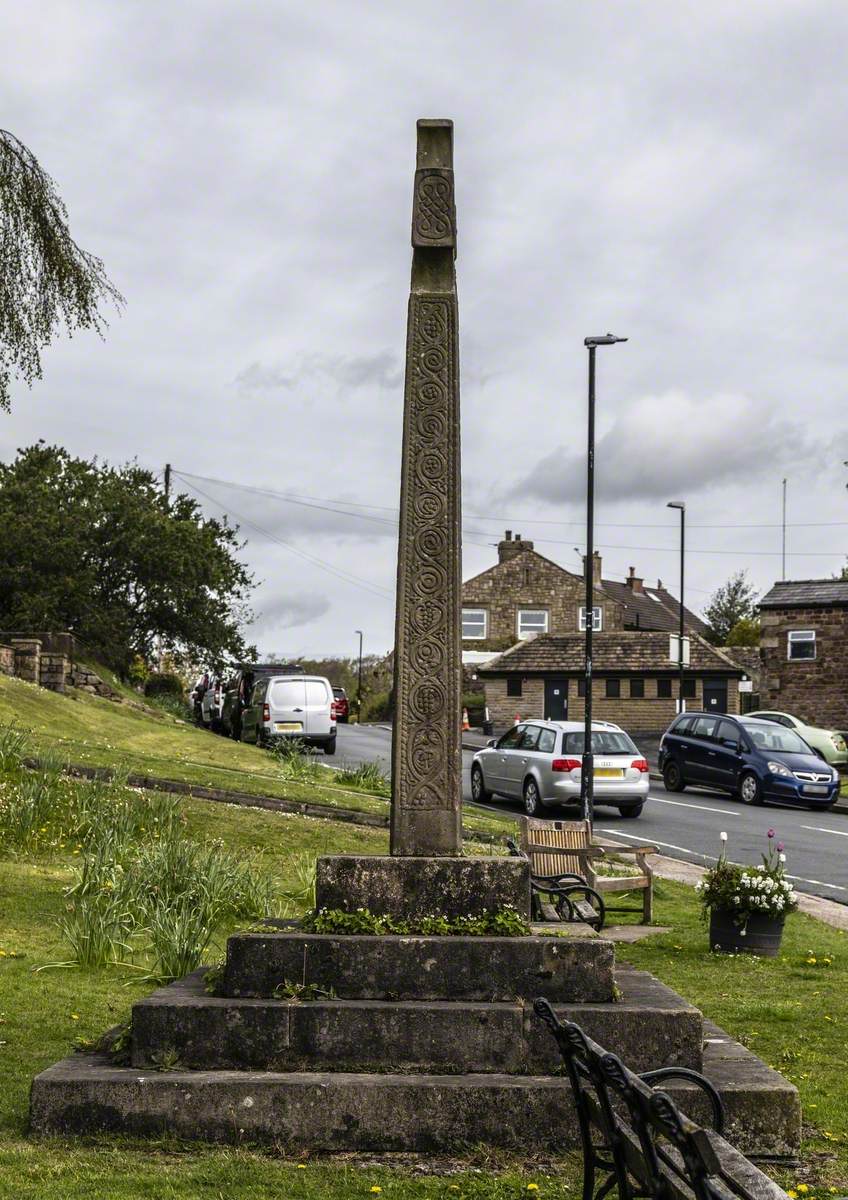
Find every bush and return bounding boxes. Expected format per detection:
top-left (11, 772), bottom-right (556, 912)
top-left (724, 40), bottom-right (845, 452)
top-left (361, 689), bottom-right (392, 722)
top-left (144, 672), bottom-right (184, 698)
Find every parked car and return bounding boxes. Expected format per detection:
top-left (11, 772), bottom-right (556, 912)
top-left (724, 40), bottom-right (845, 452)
top-left (470, 719), bottom-right (650, 818)
top-left (239, 674), bottom-right (337, 754)
top-left (189, 672), bottom-right (211, 724)
top-left (745, 709), bottom-right (847, 768)
top-left (658, 712), bottom-right (840, 810)
top-left (332, 686), bottom-right (350, 724)
top-left (200, 676), bottom-right (225, 732)
top-left (220, 663), bottom-right (304, 740)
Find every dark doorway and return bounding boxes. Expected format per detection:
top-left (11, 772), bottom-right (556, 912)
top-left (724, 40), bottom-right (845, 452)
top-left (544, 679), bottom-right (568, 721)
top-left (703, 678), bottom-right (728, 714)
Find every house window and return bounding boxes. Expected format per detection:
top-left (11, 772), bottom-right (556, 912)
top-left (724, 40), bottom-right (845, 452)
top-left (577, 679), bottom-right (586, 697)
top-left (605, 678), bottom-right (621, 699)
top-left (682, 678), bottom-right (697, 699)
top-left (629, 678), bottom-right (645, 699)
top-left (788, 630), bottom-right (816, 660)
top-left (657, 678), bottom-right (672, 698)
top-left (462, 609), bottom-right (487, 640)
top-left (507, 677), bottom-right (522, 698)
top-left (578, 606), bottom-right (603, 632)
top-left (517, 609), bottom-right (548, 639)
top-left (523, 567), bottom-right (532, 587)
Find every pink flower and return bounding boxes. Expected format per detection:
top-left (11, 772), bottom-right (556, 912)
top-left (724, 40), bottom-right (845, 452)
top-left (767, 829), bottom-right (775, 839)
top-left (777, 842), bottom-right (784, 852)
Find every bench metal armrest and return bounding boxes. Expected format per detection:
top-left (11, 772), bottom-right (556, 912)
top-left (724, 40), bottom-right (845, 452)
top-left (639, 1067), bottom-right (725, 1134)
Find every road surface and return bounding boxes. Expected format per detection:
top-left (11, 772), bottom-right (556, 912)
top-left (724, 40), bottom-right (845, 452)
top-left (334, 724), bottom-right (848, 906)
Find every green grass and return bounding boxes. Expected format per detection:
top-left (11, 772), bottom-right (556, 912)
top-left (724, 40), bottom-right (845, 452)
top-left (617, 878), bottom-right (848, 1189)
top-left (0, 784), bottom-right (580, 1198)
top-left (0, 674), bottom-right (511, 839)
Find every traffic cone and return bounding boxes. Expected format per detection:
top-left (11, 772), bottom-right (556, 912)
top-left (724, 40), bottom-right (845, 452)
top-left (462, 707), bottom-right (471, 731)
top-left (514, 713), bottom-right (521, 725)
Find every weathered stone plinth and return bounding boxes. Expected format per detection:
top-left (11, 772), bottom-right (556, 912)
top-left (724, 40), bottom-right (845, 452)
top-left (315, 854), bottom-right (531, 920)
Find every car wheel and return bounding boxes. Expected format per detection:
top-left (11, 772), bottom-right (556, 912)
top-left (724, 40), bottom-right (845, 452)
top-left (523, 777), bottom-right (543, 817)
top-left (324, 738), bottom-right (337, 757)
top-left (662, 760), bottom-right (686, 792)
top-left (738, 770), bottom-right (763, 806)
top-left (618, 804), bottom-right (643, 818)
top-left (470, 765), bottom-right (492, 803)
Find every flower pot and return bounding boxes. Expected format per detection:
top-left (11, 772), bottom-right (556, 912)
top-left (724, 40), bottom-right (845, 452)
top-left (709, 908), bottom-right (785, 957)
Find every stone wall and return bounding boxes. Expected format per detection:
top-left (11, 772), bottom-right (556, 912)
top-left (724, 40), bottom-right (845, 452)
top-left (761, 606), bottom-right (848, 729)
top-left (462, 542), bottom-right (623, 655)
top-left (12, 638), bottom-right (42, 684)
top-left (484, 674), bottom-right (740, 734)
top-left (67, 663), bottom-right (121, 700)
top-left (0, 644), bottom-right (14, 676)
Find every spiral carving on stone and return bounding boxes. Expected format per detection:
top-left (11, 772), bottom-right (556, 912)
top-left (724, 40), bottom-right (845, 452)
top-left (413, 172), bottom-right (454, 245)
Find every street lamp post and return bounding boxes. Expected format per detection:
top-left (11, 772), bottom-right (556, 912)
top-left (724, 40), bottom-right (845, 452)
top-left (581, 334), bottom-right (628, 824)
top-left (355, 630), bottom-right (364, 722)
top-left (667, 502), bottom-right (686, 713)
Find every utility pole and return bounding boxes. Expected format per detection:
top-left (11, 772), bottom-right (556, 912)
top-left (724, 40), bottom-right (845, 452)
top-left (580, 334), bottom-right (627, 825)
top-left (781, 478), bottom-right (787, 580)
top-left (158, 464), bottom-right (172, 673)
top-left (355, 629), bottom-right (364, 722)
top-left (667, 502), bottom-right (686, 712)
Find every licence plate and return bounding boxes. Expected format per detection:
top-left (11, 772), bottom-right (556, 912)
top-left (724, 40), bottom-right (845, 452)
top-left (594, 768), bottom-right (623, 778)
top-left (275, 722), bottom-right (303, 732)
top-left (803, 784), bottom-right (829, 795)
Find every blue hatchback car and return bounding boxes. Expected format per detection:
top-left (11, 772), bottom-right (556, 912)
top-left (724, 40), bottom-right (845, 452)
top-left (658, 712), bottom-right (840, 810)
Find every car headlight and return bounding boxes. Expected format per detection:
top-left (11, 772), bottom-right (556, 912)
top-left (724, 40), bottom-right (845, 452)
top-left (767, 761), bottom-right (792, 777)
top-left (830, 734), bottom-right (846, 750)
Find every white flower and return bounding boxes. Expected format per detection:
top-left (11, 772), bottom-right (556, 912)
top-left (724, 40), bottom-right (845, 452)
top-left (720, 832), bottom-right (728, 842)
top-left (779, 853), bottom-right (786, 863)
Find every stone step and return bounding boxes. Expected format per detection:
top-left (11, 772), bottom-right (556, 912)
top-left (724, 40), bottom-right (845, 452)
top-left (30, 1033), bottom-right (800, 1158)
top-left (223, 929), bottom-right (615, 1002)
top-left (130, 967), bottom-right (702, 1075)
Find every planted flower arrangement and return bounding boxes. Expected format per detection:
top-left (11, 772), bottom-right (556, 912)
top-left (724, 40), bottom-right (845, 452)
top-left (696, 829), bottom-right (798, 957)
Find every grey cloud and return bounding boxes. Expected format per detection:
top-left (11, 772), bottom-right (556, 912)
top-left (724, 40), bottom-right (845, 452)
top-left (508, 391), bottom-right (815, 505)
top-left (234, 351), bottom-right (403, 394)
top-left (256, 592), bottom-right (331, 631)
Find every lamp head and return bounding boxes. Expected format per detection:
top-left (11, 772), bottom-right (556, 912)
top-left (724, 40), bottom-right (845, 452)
top-left (584, 333), bottom-right (628, 347)
top-left (666, 501), bottom-right (686, 511)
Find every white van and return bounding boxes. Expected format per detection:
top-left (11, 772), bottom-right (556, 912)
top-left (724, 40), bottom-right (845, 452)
top-left (239, 674), bottom-right (337, 755)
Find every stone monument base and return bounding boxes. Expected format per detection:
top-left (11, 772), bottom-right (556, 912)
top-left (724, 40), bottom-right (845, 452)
top-left (314, 854), bottom-right (531, 920)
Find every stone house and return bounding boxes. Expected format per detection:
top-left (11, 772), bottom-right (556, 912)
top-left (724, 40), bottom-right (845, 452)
top-left (477, 631), bottom-right (744, 734)
top-left (461, 533), bottom-right (707, 668)
top-left (759, 579), bottom-right (848, 731)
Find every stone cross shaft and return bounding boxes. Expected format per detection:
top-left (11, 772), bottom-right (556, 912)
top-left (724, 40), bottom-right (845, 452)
top-left (390, 119), bottom-right (462, 856)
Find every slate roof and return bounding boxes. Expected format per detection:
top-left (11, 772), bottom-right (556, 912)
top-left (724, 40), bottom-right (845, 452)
top-left (759, 579), bottom-right (848, 609)
top-left (478, 631), bottom-right (744, 675)
top-left (600, 579), bottom-right (709, 636)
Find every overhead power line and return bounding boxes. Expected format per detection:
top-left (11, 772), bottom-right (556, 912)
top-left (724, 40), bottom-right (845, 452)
top-left (174, 468), bottom-right (846, 559)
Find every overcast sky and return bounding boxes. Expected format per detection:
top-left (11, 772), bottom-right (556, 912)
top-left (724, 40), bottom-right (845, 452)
top-left (3, 1), bottom-right (847, 658)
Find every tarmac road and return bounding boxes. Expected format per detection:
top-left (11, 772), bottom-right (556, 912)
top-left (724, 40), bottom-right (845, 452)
top-left (334, 723), bottom-right (848, 906)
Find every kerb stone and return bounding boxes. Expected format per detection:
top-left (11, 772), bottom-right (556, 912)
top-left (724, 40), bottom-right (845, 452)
top-left (315, 854), bottom-right (530, 920)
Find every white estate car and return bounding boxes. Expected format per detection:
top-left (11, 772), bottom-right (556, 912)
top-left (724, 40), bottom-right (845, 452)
top-left (470, 719), bottom-right (650, 818)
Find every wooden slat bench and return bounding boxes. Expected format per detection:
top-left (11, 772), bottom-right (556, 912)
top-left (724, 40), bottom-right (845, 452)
top-left (520, 817), bottom-right (657, 924)
top-left (534, 999), bottom-right (790, 1200)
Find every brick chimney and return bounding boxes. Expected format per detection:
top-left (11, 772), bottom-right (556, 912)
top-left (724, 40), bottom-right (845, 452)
top-left (626, 566), bottom-right (644, 593)
top-left (498, 530), bottom-right (534, 563)
top-left (581, 551), bottom-right (603, 586)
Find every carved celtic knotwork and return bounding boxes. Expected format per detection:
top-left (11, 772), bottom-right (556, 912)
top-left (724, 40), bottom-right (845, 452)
top-left (412, 170), bottom-right (455, 247)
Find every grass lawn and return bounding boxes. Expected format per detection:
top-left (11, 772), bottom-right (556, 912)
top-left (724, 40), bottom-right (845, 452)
top-left (0, 674), bottom-right (512, 840)
top-left (0, 788), bottom-right (580, 1198)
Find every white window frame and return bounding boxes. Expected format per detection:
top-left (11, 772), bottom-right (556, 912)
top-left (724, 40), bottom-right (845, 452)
top-left (462, 608), bottom-right (488, 640)
top-left (517, 608), bottom-right (549, 639)
top-left (787, 629), bottom-right (816, 660)
top-left (578, 606), bottom-right (603, 632)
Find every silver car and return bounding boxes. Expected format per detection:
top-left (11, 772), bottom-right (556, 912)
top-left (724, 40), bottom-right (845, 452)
top-left (470, 719), bottom-right (650, 818)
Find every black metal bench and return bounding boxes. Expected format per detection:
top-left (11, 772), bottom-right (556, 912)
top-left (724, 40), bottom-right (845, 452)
top-left (534, 999), bottom-right (789, 1200)
top-left (507, 838), bottom-right (606, 930)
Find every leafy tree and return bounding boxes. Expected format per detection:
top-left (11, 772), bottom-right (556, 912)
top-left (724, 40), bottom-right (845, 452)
top-left (1, 130), bottom-right (123, 411)
top-left (726, 616), bottom-right (761, 647)
top-left (703, 570), bottom-right (758, 645)
top-left (0, 444), bottom-right (255, 672)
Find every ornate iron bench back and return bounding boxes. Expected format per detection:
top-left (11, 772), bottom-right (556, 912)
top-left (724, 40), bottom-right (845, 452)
top-left (533, 999), bottom-right (776, 1200)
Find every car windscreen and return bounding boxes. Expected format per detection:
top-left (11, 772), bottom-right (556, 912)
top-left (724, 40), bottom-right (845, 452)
top-left (742, 724), bottom-right (812, 755)
top-left (563, 731), bottom-right (638, 755)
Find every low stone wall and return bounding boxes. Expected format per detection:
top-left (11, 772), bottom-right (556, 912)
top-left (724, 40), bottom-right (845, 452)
top-left (40, 653), bottom-right (70, 694)
top-left (66, 663), bottom-right (120, 700)
top-left (0, 644), bottom-right (14, 676)
top-left (12, 638), bottom-right (42, 684)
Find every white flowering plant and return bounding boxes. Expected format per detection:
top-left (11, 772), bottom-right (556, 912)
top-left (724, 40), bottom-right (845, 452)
top-left (695, 830), bottom-right (798, 928)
